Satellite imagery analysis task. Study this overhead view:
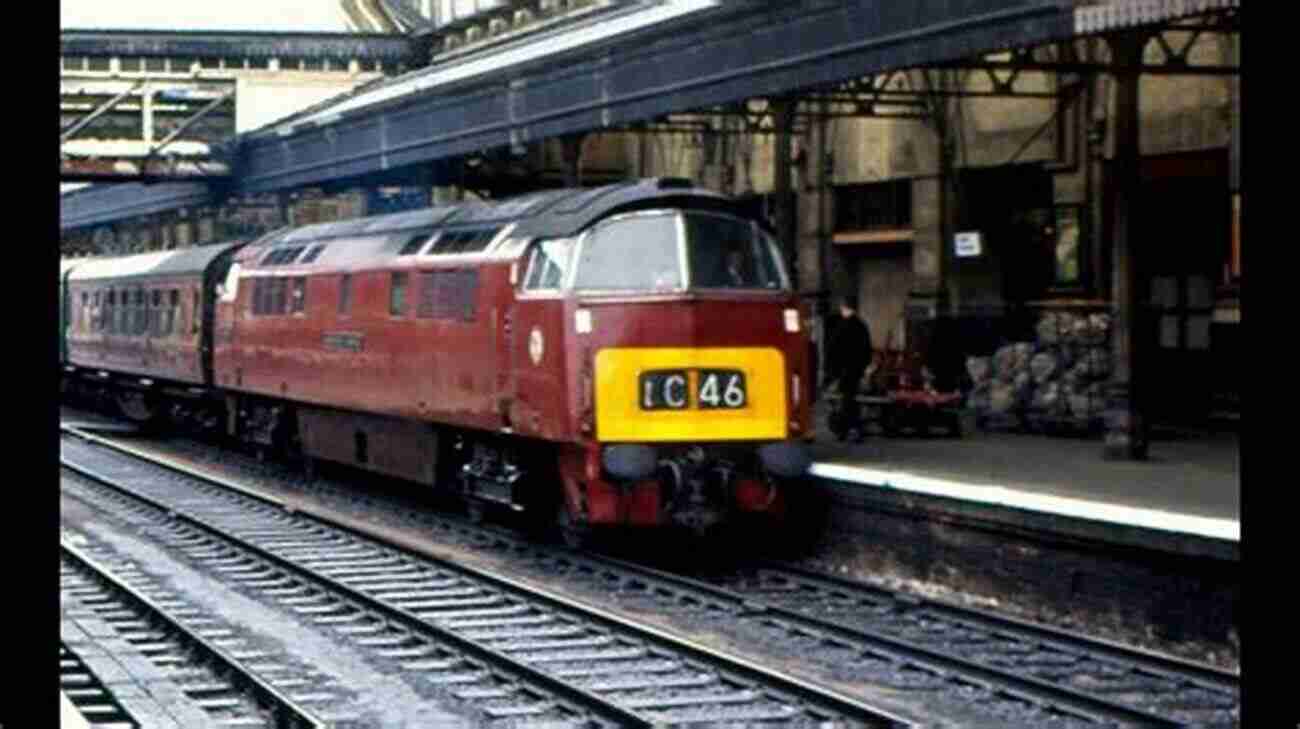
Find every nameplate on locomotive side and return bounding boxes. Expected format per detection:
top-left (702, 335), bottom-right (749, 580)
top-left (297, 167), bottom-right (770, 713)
top-left (322, 332), bottom-right (364, 352)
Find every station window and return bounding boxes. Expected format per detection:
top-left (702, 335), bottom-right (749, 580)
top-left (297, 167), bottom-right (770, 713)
top-left (62, 56), bottom-right (85, 71)
top-left (144, 57), bottom-right (166, 72)
top-left (200, 57), bottom-right (221, 70)
top-left (173, 57), bottom-right (196, 72)
top-left (223, 57), bottom-right (245, 70)
top-left (1051, 204), bottom-right (1084, 288)
top-left (86, 56), bottom-right (110, 72)
top-left (248, 57), bottom-right (269, 70)
top-left (291, 277), bottom-right (306, 314)
top-left (339, 274), bottom-right (353, 315)
top-left (390, 272), bottom-right (408, 316)
top-left (118, 57), bottom-right (142, 72)
top-left (302, 57), bottom-right (324, 71)
top-left (834, 180), bottom-right (911, 232)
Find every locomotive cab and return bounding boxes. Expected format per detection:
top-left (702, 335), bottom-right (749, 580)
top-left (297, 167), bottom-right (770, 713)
top-left (508, 192), bottom-right (813, 539)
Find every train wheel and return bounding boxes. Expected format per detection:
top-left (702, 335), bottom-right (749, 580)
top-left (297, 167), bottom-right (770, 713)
top-left (556, 502), bottom-right (590, 551)
top-left (466, 500), bottom-right (487, 525)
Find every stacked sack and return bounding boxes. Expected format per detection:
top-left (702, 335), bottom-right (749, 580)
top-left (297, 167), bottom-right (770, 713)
top-left (965, 311), bottom-right (1112, 432)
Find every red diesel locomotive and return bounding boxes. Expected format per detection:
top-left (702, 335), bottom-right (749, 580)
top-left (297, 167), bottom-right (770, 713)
top-left (62, 179), bottom-right (814, 543)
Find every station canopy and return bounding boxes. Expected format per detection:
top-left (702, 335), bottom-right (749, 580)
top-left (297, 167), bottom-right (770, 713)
top-left (61, 0), bottom-right (360, 33)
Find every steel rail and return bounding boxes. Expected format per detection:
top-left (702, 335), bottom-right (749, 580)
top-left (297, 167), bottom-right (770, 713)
top-left (59, 643), bottom-right (139, 729)
top-left (61, 459), bottom-right (652, 729)
top-left (60, 540), bottom-right (324, 729)
top-left (62, 426), bottom-right (908, 728)
top-left (62, 421), bottom-right (1238, 726)
top-left (765, 561), bottom-right (1239, 688)
top-left (483, 547), bottom-right (1199, 727)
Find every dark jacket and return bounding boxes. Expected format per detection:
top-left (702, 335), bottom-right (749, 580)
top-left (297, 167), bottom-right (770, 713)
top-left (828, 314), bottom-right (873, 381)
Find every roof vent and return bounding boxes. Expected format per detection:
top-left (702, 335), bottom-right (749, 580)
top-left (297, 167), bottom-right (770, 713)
top-left (656, 177), bottom-right (694, 190)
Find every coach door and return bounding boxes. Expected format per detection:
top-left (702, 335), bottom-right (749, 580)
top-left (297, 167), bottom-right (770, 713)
top-left (510, 239), bottom-right (574, 440)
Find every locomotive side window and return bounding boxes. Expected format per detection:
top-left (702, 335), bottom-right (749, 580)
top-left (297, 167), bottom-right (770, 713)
top-left (684, 213), bottom-right (787, 291)
top-left (192, 289), bottom-right (201, 336)
top-left (291, 277), bottom-right (306, 314)
top-left (339, 274), bottom-right (353, 315)
top-left (299, 244), bottom-right (326, 264)
top-left (417, 270), bottom-right (478, 321)
top-left (252, 279), bottom-right (265, 316)
top-left (573, 213), bottom-right (681, 292)
top-left (270, 277), bottom-right (287, 315)
top-left (390, 272), bottom-right (408, 316)
top-left (522, 238), bottom-right (573, 292)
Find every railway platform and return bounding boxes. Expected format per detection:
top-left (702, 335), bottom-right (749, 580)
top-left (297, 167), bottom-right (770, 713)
top-left (805, 402), bottom-right (1239, 647)
top-left (809, 402), bottom-right (1239, 558)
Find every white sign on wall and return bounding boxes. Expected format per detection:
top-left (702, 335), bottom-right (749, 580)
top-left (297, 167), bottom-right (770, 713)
top-left (954, 231), bottom-right (983, 258)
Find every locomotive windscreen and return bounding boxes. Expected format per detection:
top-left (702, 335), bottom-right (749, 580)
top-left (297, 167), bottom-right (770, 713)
top-left (571, 210), bottom-right (788, 293)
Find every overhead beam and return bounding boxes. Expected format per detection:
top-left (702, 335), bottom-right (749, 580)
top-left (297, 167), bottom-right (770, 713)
top-left (60, 80), bottom-right (144, 141)
top-left (931, 60), bottom-right (1239, 76)
top-left (61, 29), bottom-right (414, 63)
top-left (148, 90), bottom-right (236, 157)
top-left (232, 1), bottom-right (1076, 195)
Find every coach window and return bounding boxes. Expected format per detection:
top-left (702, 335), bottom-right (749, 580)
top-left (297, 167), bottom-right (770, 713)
top-left (106, 290), bottom-right (116, 334)
top-left (390, 272), bottom-right (408, 316)
top-left (192, 290), bottom-right (201, 336)
top-left (151, 290), bottom-right (163, 335)
top-left (81, 292), bottom-right (90, 332)
top-left (522, 239), bottom-right (573, 292)
top-left (339, 274), bottom-right (353, 315)
top-left (168, 290), bottom-right (179, 335)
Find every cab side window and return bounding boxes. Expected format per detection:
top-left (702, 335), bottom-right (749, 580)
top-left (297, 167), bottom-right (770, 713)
top-left (522, 239), bottom-right (573, 292)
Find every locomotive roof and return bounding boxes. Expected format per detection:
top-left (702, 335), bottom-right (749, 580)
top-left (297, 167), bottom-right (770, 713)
top-left (256, 178), bottom-right (746, 251)
top-left (67, 240), bottom-right (245, 283)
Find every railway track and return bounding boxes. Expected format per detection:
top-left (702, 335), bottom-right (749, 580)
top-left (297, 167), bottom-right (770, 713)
top-left (60, 540), bottom-right (321, 729)
top-left (60, 643), bottom-right (139, 729)
top-left (61, 428), bottom-right (907, 728)
top-left (62, 422), bottom-right (1240, 727)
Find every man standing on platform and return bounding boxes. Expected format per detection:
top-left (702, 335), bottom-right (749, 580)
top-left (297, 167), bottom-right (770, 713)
top-left (827, 296), bottom-right (873, 442)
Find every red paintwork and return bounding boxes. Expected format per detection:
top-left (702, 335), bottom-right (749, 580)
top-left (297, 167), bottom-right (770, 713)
top-left (215, 247), bottom-right (510, 435)
top-left (212, 237), bottom-right (809, 527)
top-left (66, 276), bottom-right (207, 387)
